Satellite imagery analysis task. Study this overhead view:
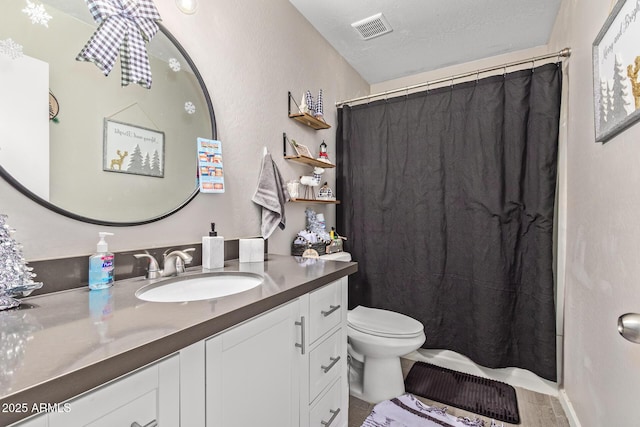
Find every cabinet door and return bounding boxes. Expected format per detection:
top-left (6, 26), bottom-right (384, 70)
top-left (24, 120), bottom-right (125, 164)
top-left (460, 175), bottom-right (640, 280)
top-left (49, 354), bottom-right (179, 427)
top-left (8, 414), bottom-right (48, 427)
top-left (206, 299), bottom-right (301, 427)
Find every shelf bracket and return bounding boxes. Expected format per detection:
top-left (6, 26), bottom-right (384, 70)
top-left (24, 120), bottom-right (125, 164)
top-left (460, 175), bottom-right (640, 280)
top-left (283, 132), bottom-right (288, 157)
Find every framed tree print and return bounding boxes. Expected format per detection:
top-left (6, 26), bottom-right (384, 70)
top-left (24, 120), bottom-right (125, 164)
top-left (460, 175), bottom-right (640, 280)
top-left (103, 119), bottom-right (165, 177)
top-left (593, 0), bottom-right (640, 142)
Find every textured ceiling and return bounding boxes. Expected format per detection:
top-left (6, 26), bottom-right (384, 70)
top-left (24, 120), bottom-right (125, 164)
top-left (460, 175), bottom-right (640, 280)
top-left (289, 0), bottom-right (562, 84)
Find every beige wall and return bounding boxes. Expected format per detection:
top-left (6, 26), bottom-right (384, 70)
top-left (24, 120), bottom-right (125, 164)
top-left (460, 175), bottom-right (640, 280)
top-left (0, 0), bottom-right (369, 259)
top-left (548, 0), bottom-right (640, 425)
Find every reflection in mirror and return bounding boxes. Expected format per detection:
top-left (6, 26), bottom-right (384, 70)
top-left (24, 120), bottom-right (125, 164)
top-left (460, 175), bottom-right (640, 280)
top-left (0, 0), bottom-right (215, 225)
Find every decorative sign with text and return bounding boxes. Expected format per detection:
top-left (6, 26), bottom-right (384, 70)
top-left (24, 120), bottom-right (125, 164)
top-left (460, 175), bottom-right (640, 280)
top-left (593, 0), bottom-right (640, 142)
top-left (103, 119), bottom-right (165, 177)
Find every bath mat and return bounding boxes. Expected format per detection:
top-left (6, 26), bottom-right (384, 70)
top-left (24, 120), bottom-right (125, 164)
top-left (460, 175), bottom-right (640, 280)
top-left (404, 362), bottom-right (520, 424)
top-left (361, 393), bottom-right (501, 427)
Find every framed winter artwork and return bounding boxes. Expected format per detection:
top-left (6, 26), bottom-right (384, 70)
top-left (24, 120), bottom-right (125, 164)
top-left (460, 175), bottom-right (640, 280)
top-left (103, 119), bottom-right (165, 178)
top-left (593, 0), bottom-right (640, 142)
top-left (293, 142), bottom-right (313, 158)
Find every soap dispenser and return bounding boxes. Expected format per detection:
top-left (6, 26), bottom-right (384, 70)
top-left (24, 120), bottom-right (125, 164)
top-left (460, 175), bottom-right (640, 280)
top-left (202, 223), bottom-right (224, 269)
top-left (89, 232), bottom-right (115, 290)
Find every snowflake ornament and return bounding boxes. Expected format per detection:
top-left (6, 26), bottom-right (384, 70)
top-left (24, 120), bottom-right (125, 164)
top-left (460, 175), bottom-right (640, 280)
top-left (22, 1), bottom-right (52, 27)
top-left (0, 39), bottom-right (24, 60)
top-left (185, 101), bottom-right (196, 114)
top-left (169, 58), bottom-right (181, 72)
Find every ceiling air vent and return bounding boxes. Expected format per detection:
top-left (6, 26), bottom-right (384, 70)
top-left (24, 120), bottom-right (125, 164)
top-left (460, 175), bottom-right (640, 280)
top-left (351, 13), bottom-right (393, 40)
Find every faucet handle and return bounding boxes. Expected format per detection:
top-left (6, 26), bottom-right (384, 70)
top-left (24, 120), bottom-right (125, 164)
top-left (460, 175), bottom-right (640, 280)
top-left (133, 253), bottom-right (161, 279)
top-left (175, 248), bottom-right (196, 273)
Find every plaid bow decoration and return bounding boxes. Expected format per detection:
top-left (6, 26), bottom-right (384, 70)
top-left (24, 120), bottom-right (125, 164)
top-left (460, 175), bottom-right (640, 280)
top-left (76, 0), bottom-right (161, 89)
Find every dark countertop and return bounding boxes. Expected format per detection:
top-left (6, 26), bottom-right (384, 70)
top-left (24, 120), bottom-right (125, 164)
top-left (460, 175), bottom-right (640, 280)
top-left (0, 254), bottom-right (357, 425)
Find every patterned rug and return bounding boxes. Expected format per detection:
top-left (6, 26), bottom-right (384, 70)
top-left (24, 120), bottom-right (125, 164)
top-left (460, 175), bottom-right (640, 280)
top-left (361, 393), bottom-right (503, 427)
top-left (404, 362), bottom-right (520, 424)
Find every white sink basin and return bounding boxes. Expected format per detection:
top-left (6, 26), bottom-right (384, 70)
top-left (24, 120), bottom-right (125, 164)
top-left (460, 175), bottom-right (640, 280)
top-left (135, 272), bottom-right (263, 302)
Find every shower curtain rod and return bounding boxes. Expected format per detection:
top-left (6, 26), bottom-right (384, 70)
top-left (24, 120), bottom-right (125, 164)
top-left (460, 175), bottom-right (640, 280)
top-left (335, 47), bottom-right (571, 107)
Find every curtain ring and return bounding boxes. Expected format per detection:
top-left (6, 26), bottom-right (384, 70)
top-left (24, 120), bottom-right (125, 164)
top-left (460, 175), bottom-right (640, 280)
top-left (405, 88), bottom-right (409, 99)
top-left (426, 81), bottom-right (430, 94)
top-left (450, 76), bottom-right (454, 89)
top-left (476, 70), bottom-right (480, 84)
top-left (503, 65), bottom-right (507, 78)
top-left (384, 91), bottom-right (388, 102)
top-left (531, 59), bottom-right (535, 72)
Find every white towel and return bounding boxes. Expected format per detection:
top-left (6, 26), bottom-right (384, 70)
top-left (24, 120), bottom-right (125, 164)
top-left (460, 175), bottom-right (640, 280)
top-left (361, 394), bottom-right (495, 427)
top-left (251, 152), bottom-right (290, 239)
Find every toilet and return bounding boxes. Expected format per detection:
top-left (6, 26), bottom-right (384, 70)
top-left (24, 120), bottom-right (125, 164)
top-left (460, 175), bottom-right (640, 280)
top-left (319, 252), bottom-right (426, 403)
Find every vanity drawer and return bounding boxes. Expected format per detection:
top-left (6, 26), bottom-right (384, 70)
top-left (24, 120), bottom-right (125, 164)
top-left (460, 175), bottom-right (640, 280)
top-left (49, 366), bottom-right (158, 427)
top-left (49, 354), bottom-right (179, 427)
top-left (309, 329), bottom-right (343, 401)
top-left (309, 280), bottom-right (342, 343)
top-left (309, 378), bottom-right (344, 427)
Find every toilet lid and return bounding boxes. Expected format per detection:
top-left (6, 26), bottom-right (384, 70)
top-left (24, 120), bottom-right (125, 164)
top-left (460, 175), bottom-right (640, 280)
top-left (348, 306), bottom-right (424, 338)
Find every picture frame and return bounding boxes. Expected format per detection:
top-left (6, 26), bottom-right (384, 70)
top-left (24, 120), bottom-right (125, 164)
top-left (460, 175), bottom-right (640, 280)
top-left (293, 142), bottom-right (313, 158)
top-left (103, 119), bottom-right (165, 177)
top-left (593, 0), bottom-right (640, 142)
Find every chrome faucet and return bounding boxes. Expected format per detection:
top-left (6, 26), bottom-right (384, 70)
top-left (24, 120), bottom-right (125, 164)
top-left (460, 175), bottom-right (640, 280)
top-left (134, 248), bottom-right (195, 278)
top-left (163, 248), bottom-right (195, 277)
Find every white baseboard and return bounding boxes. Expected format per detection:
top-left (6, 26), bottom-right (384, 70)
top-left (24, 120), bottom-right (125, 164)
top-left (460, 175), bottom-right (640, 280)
top-left (405, 349), bottom-right (559, 397)
top-left (557, 389), bottom-right (582, 427)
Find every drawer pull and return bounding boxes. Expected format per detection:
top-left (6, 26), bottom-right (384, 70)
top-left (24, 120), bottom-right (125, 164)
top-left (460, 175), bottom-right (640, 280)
top-left (321, 304), bottom-right (341, 317)
top-left (321, 356), bottom-right (341, 373)
top-left (321, 408), bottom-right (341, 426)
top-left (131, 420), bottom-right (157, 427)
top-left (295, 316), bottom-right (306, 355)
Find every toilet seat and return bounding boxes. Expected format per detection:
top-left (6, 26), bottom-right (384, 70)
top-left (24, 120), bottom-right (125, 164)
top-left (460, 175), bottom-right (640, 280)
top-left (348, 306), bottom-right (424, 338)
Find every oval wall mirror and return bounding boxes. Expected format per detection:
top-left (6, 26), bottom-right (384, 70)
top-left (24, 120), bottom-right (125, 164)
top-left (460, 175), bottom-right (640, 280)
top-left (0, 0), bottom-right (215, 225)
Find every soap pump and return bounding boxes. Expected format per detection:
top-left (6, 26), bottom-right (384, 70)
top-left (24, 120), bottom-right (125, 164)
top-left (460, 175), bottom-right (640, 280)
top-left (202, 223), bottom-right (224, 269)
top-left (89, 232), bottom-right (115, 290)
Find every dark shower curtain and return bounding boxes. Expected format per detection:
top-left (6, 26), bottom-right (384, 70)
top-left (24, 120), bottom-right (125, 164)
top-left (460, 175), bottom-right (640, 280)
top-left (336, 63), bottom-right (561, 381)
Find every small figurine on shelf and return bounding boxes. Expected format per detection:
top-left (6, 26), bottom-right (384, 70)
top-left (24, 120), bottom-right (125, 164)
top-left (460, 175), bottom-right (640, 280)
top-left (317, 140), bottom-right (330, 163)
top-left (315, 89), bottom-right (324, 119)
top-left (300, 90), bottom-right (315, 115)
top-left (317, 182), bottom-right (335, 201)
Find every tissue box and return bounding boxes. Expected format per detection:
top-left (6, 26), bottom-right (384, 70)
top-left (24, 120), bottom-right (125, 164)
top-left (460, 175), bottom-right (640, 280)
top-left (239, 238), bottom-right (265, 263)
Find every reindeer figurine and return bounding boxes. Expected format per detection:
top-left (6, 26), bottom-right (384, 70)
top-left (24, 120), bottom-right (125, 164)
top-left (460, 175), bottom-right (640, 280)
top-left (110, 150), bottom-right (128, 170)
top-left (627, 56), bottom-right (640, 110)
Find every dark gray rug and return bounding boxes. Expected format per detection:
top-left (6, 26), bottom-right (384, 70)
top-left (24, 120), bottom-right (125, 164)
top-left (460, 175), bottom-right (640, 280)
top-left (404, 362), bottom-right (520, 424)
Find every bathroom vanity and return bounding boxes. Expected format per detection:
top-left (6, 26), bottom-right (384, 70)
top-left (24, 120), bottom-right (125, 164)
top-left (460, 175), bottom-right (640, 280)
top-left (0, 255), bottom-right (356, 427)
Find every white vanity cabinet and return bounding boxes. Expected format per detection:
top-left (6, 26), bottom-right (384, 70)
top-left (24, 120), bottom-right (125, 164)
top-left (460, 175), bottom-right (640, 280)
top-left (49, 354), bottom-right (180, 427)
top-left (8, 276), bottom-right (350, 427)
top-left (302, 276), bottom-right (348, 427)
top-left (9, 415), bottom-right (47, 427)
top-left (205, 276), bottom-right (348, 427)
top-left (205, 298), bottom-right (302, 427)
top-left (10, 354), bottom-right (181, 427)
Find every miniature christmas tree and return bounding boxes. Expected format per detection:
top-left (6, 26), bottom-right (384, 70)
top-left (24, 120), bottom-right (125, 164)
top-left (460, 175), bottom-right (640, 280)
top-left (0, 214), bottom-right (41, 310)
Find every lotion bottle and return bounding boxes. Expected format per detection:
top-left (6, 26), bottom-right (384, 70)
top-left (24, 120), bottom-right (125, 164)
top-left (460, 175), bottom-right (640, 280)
top-left (202, 223), bottom-right (224, 269)
top-left (89, 232), bottom-right (115, 290)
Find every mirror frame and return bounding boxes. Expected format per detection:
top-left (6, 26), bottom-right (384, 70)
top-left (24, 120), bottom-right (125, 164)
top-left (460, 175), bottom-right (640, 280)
top-left (0, 23), bottom-right (216, 227)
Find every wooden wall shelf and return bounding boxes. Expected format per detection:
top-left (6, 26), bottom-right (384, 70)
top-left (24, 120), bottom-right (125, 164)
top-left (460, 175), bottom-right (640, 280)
top-left (288, 91), bottom-right (331, 130)
top-left (288, 113), bottom-right (331, 130)
top-left (290, 198), bottom-right (340, 204)
top-left (284, 155), bottom-right (335, 168)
